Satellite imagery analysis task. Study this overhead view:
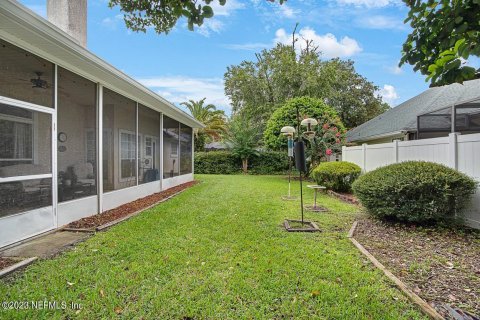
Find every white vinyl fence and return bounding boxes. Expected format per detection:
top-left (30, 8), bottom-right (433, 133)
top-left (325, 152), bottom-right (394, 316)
top-left (342, 133), bottom-right (480, 228)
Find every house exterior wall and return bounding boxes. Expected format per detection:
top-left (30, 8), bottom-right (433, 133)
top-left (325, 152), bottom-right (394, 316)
top-left (342, 133), bottom-right (480, 229)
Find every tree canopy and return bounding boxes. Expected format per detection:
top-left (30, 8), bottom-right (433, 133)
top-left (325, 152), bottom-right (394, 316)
top-left (263, 96), bottom-right (345, 150)
top-left (108, 0), bottom-right (285, 34)
top-left (400, 0), bottom-right (480, 86)
top-left (224, 42), bottom-right (388, 130)
top-left (224, 115), bottom-right (260, 174)
top-left (181, 98), bottom-right (226, 151)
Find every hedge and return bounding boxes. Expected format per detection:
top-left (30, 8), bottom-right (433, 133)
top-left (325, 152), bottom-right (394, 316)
top-left (352, 161), bottom-right (478, 223)
top-left (194, 151), bottom-right (290, 175)
top-left (311, 161), bottom-right (361, 192)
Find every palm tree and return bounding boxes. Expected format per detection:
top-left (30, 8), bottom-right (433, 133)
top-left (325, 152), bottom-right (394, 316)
top-left (181, 98), bottom-right (227, 151)
top-left (225, 116), bottom-right (260, 174)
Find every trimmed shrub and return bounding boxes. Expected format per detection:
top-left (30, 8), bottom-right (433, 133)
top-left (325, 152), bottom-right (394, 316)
top-left (311, 161), bottom-right (361, 192)
top-left (352, 161), bottom-right (477, 223)
top-left (194, 151), bottom-right (240, 174)
top-left (249, 151), bottom-right (290, 175)
top-left (194, 151), bottom-right (290, 175)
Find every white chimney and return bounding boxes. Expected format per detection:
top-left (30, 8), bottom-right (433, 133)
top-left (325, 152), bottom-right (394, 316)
top-left (47, 0), bottom-right (87, 48)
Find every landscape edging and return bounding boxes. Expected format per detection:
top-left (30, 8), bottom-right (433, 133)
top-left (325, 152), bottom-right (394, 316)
top-left (347, 221), bottom-right (444, 320)
top-left (0, 257), bottom-right (38, 278)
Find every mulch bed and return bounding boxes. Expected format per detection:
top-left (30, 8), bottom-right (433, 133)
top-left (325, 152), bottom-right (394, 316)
top-left (0, 257), bottom-right (17, 270)
top-left (66, 181), bottom-right (198, 230)
top-left (327, 190), bottom-right (359, 205)
top-left (354, 218), bottom-right (480, 319)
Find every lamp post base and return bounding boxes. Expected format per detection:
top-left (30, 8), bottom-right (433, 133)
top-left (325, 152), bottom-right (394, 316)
top-left (283, 219), bottom-right (321, 232)
top-left (281, 195), bottom-right (298, 201)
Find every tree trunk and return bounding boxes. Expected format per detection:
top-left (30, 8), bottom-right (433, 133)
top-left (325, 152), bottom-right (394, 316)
top-left (242, 159), bottom-right (248, 174)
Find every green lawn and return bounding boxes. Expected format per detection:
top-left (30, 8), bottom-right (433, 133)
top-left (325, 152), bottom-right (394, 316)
top-left (0, 175), bottom-right (426, 319)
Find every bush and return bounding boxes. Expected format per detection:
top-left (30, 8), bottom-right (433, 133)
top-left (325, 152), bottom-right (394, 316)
top-left (194, 151), bottom-right (290, 175)
top-left (352, 161), bottom-right (478, 223)
top-left (311, 161), bottom-right (361, 192)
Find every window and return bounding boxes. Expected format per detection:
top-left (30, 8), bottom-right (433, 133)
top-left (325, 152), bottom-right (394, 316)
top-left (170, 142), bottom-right (178, 157)
top-left (0, 106), bottom-right (33, 166)
top-left (0, 104), bottom-right (51, 178)
top-left (120, 130), bottom-right (136, 180)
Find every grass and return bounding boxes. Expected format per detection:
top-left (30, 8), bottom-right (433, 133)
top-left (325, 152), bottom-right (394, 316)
top-left (0, 175), bottom-right (427, 319)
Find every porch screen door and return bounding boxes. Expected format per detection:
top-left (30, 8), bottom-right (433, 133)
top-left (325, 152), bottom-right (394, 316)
top-left (0, 97), bottom-right (55, 248)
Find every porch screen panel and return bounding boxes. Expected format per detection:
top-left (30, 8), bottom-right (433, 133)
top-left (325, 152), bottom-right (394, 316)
top-left (57, 67), bottom-right (97, 202)
top-left (103, 88), bottom-right (137, 192)
top-left (180, 124), bottom-right (193, 175)
top-left (138, 105), bottom-right (160, 184)
top-left (163, 116), bottom-right (179, 178)
top-left (0, 104), bottom-right (51, 177)
top-left (0, 39), bottom-right (54, 108)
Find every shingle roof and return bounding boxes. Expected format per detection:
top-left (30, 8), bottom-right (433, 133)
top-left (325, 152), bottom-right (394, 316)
top-left (346, 79), bottom-right (480, 142)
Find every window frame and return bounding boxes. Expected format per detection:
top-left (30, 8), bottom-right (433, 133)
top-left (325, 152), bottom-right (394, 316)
top-left (118, 129), bottom-right (139, 182)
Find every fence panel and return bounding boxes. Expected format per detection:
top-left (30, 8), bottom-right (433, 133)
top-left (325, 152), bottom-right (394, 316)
top-left (365, 144), bottom-right (395, 171)
top-left (457, 133), bottom-right (480, 181)
top-left (398, 137), bottom-right (449, 167)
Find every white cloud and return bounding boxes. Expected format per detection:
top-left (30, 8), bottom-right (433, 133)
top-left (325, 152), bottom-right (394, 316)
top-left (335, 0), bottom-right (398, 8)
top-left (137, 76), bottom-right (230, 111)
top-left (274, 27), bottom-right (362, 58)
top-left (358, 15), bottom-right (406, 30)
top-left (101, 14), bottom-right (124, 30)
top-left (277, 4), bottom-right (301, 18)
top-left (210, 0), bottom-right (245, 16)
top-left (387, 62), bottom-right (404, 75)
top-left (197, 19), bottom-right (225, 37)
top-left (378, 84), bottom-right (399, 106)
top-left (194, 0), bottom-right (245, 37)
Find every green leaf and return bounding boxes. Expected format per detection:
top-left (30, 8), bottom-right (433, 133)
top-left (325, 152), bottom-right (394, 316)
top-left (202, 5), bottom-right (214, 18)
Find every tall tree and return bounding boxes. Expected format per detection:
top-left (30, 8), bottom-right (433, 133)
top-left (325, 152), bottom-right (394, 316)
top-left (224, 116), bottom-right (260, 174)
top-left (181, 98), bottom-right (227, 151)
top-left (108, 0), bottom-right (285, 34)
top-left (400, 0), bottom-right (480, 86)
top-left (224, 42), bottom-right (388, 130)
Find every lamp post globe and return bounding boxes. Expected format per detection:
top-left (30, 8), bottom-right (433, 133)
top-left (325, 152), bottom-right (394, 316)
top-left (300, 118), bottom-right (317, 139)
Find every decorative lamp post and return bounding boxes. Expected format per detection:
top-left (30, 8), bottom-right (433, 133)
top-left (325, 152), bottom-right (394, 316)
top-left (280, 126), bottom-right (296, 200)
top-left (283, 107), bottom-right (320, 232)
top-left (297, 114), bottom-right (317, 225)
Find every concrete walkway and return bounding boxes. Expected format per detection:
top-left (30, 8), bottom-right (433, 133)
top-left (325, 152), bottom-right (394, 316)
top-left (0, 231), bottom-right (90, 259)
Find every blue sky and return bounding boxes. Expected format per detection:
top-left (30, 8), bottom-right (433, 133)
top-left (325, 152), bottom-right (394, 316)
top-left (20, 0), bottom-right (431, 114)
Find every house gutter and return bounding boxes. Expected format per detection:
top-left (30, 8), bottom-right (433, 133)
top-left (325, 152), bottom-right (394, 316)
top-left (348, 130), bottom-right (409, 143)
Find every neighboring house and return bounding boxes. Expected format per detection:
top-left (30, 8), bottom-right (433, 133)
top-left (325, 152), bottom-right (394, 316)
top-left (0, 1), bottom-right (203, 248)
top-left (347, 79), bottom-right (480, 144)
top-left (204, 141), bottom-right (231, 151)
